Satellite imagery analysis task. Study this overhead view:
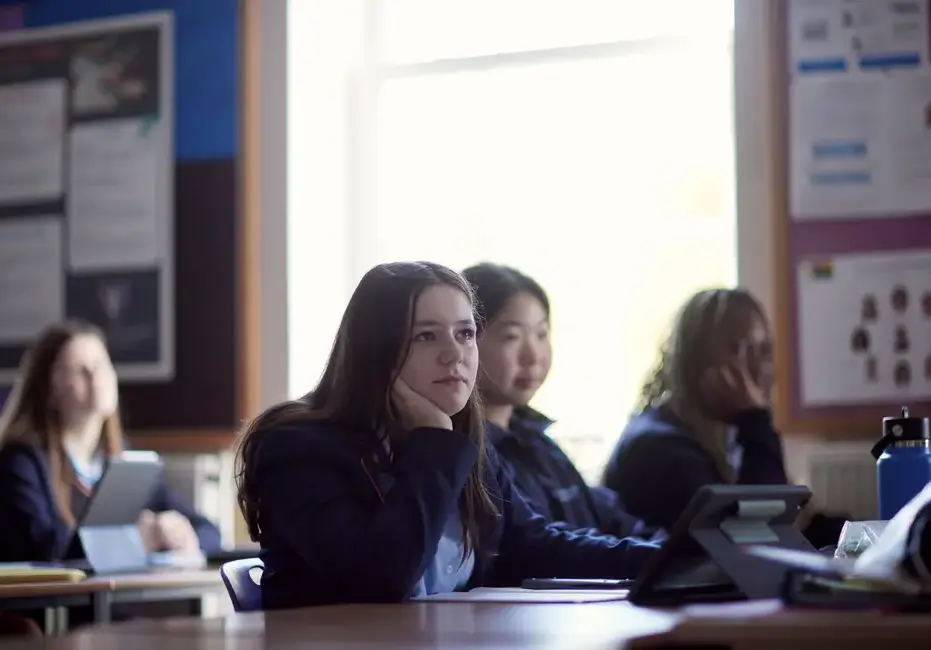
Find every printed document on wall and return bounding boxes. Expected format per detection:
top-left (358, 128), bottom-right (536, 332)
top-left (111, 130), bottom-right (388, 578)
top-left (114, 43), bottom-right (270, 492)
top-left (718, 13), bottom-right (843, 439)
top-left (788, 0), bottom-right (930, 74)
top-left (67, 117), bottom-right (163, 271)
top-left (791, 72), bottom-right (931, 219)
top-left (0, 217), bottom-right (64, 343)
top-left (796, 249), bottom-right (931, 407)
top-left (0, 80), bottom-right (66, 205)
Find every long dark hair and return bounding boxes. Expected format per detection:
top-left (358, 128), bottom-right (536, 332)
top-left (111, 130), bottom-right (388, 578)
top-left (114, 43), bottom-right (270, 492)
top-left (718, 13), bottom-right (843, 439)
top-left (0, 320), bottom-right (124, 527)
top-left (462, 263), bottom-right (550, 333)
top-left (235, 261), bottom-right (499, 556)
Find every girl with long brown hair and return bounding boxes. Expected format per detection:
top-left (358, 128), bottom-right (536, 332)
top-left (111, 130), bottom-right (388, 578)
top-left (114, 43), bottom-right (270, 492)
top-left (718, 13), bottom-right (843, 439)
top-left (235, 261), bottom-right (657, 609)
top-left (602, 288), bottom-right (845, 549)
top-left (0, 320), bottom-right (221, 562)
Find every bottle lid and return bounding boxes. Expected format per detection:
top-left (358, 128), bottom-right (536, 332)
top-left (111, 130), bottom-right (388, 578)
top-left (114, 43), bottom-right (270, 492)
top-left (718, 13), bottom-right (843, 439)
top-left (882, 406), bottom-right (930, 442)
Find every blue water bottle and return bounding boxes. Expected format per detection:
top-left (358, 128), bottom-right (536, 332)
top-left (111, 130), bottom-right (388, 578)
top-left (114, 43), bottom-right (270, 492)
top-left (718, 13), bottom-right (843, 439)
top-left (871, 406), bottom-right (931, 520)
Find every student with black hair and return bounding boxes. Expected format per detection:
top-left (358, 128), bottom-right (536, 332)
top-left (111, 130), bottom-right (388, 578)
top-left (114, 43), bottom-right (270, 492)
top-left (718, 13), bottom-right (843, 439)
top-left (463, 263), bottom-right (658, 541)
top-left (235, 261), bottom-right (659, 609)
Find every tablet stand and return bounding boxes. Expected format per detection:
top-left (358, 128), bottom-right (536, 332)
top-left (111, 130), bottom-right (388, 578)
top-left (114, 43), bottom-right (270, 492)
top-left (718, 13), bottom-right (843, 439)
top-left (630, 490), bottom-right (815, 606)
top-left (689, 500), bottom-right (810, 599)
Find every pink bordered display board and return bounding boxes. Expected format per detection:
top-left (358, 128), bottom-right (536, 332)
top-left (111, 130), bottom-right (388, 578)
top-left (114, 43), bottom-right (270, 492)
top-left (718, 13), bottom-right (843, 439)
top-left (773, 0), bottom-right (931, 438)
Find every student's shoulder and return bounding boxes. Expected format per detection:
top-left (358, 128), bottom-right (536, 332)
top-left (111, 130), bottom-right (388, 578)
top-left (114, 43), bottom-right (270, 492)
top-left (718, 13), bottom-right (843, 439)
top-left (621, 408), bottom-right (687, 442)
top-left (0, 438), bottom-right (46, 473)
top-left (243, 402), bottom-right (361, 463)
top-left (616, 408), bottom-right (704, 460)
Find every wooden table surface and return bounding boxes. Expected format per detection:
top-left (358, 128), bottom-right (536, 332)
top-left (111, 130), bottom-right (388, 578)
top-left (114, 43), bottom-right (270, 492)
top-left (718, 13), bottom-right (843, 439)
top-left (0, 579), bottom-right (113, 599)
top-left (4, 594), bottom-right (931, 649)
top-left (0, 569), bottom-right (221, 600)
top-left (29, 601), bottom-right (678, 649)
top-left (92, 568), bottom-right (222, 591)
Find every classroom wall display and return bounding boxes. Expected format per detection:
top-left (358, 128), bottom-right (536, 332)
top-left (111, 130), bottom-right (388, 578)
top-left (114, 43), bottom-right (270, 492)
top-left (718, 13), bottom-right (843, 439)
top-left (0, 12), bottom-right (174, 382)
top-left (0, 0), bottom-right (244, 439)
top-left (776, 0), bottom-right (931, 436)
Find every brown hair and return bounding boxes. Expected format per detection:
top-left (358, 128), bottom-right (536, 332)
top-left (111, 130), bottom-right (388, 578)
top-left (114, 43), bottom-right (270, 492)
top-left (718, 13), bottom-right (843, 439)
top-left (0, 320), bottom-right (123, 526)
top-left (637, 288), bottom-right (768, 482)
top-left (235, 261), bottom-right (499, 558)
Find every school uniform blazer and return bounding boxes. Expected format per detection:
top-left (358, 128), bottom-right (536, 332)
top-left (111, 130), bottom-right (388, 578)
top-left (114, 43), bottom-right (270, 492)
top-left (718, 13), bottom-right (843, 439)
top-left (0, 441), bottom-right (222, 563)
top-left (252, 419), bottom-right (659, 610)
top-left (602, 407), bottom-right (846, 549)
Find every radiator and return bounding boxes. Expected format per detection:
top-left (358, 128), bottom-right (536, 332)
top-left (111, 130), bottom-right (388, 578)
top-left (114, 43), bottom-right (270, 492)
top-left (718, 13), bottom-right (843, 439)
top-left (804, 442), bottom-right (877, 521)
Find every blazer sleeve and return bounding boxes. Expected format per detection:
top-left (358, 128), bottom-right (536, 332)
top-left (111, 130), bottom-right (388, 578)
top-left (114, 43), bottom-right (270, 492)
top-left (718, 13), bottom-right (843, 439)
top-left (587, 486), bottom-right (665, 541)
top-left (0, 445), bottom-right (72, 562)
top-left (257, 426), bottom-right (477, 602)
top-left (485, 451), bottom-right (658, 586)
top-left (146, 478), bottom-right (223, 552)
top-left (732, 408), bottom-right (789, 485)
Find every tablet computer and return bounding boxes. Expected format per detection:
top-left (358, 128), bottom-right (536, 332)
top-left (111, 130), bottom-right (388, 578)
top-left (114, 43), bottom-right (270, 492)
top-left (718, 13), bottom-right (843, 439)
top-left (628, 484), bottom-right (813, 606)
top-left (62, 451), bottom-right (165, 572)
top-left (76, 451), bottom-right (164, 527)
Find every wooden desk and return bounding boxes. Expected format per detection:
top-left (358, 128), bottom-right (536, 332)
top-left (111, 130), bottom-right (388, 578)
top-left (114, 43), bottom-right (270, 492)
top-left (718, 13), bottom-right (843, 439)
top-left (0, 580), bottom-right (113, 636)
top-left (48, 599), bottom-right (931, 650)
top-left (57, 601), bottom-right (678, 648)
top-left (0, 569), bottom-right (223, 634)
top-left (628, 600), bottom-right (931, 649)
top-left (86, 569), bottom-right (224, 624)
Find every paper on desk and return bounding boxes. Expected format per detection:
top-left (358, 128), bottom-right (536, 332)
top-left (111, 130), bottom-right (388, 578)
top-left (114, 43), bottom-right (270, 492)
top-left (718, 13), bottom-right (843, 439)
top-left (744, 545), bottom-right (921, 592)
top-left (412, 587), bottom-right (629, 603)
top-left (854, 481), bottom-right (931, 586)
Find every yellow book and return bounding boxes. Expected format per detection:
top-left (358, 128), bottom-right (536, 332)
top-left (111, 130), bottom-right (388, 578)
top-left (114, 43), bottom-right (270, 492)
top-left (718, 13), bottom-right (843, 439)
top-left (0, 566), bottom-right (87, 584)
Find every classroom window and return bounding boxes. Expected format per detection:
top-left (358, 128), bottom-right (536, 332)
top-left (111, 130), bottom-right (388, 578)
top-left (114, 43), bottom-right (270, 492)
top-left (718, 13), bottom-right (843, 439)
top-left (288, 0), bottom-right (738, 482)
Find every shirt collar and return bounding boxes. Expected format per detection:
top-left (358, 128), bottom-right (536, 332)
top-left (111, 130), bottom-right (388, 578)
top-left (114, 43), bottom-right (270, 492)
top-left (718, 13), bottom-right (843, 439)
top-left (485, 406), bottom-right (554, 445)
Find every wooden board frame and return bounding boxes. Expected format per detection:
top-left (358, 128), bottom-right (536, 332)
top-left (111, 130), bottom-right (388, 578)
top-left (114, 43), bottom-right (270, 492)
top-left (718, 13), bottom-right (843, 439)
top-left (131, 0), bottom-right (260, 453)
top-left (769, 0), bottom-right (931, 440)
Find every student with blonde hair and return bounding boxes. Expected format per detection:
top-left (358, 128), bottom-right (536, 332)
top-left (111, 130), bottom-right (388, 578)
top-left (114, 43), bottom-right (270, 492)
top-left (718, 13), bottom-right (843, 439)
top-left (602, 288), bottom-right (845, 549)
top-left (0, 320), bottom-right (220, 562)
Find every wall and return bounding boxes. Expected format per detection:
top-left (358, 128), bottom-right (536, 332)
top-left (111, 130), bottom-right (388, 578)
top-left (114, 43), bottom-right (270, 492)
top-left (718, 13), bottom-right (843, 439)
top-left (0, 0), bottom-right (245, 434)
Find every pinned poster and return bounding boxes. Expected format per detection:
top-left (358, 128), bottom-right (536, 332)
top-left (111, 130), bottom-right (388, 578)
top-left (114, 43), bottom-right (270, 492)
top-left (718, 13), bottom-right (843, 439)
top-left (796, 249), bottom-right (931, 407)
top-left (0, 13), bottom-right (174, 382)
top-left (788, 0), bottom-right (930, 74)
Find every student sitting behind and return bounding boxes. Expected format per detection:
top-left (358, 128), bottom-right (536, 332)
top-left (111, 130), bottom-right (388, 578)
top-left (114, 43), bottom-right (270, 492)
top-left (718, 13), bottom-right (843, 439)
top-left (235, 261), bottom-right (658, 609)
top-left (0, 320), bottom-right (221, 563)
top-left (463, 262), bottom-right (658, 540)
top-left (601, 289), bottom-right (845, 549)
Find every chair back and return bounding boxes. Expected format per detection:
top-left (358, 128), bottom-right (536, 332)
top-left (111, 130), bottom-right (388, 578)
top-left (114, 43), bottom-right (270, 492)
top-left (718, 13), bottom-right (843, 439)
top-left (219, 557), bottom-right (264, 612)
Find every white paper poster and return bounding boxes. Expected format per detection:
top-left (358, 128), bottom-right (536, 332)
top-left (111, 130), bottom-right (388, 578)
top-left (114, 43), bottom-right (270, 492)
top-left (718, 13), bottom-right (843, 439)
top-left (68, 118), bottom-right (162, 271)
top-left (791, 72), bottom-right (931, 218)
top-left (0, 80), bottom-right (66, 204)
top-left (790, 75), bottom-right (884, 217)
top-left (0, 217), bottom-right (64, 343)
top-left (0, 12), bottom-right (174, 382)
top-left (789, 0), bottom-right (930, 74)
top-left (796, 249), bottom-right (931, 407)
top-left (789, 0), bottom-right (931, 219)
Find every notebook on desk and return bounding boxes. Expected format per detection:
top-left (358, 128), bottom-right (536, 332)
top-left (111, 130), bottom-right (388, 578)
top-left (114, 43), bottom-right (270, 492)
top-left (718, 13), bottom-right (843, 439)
top-left (0, 565), bottom-right (87, 584)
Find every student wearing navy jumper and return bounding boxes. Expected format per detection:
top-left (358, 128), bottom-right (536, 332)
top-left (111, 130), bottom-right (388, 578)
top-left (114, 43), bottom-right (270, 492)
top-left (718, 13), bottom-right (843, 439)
top-left (601, 289), bottom-right (846, 549)
top-left (235, 262), bottom-right (658, 609)
top-left (0, 321), bottom-right (222, 563)
top-left (462, 263), bottom-right (659, 540)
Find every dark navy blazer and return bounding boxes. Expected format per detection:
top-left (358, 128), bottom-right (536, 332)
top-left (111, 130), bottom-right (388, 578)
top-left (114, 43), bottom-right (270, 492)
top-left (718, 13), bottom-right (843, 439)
top-left (486, 408), bottom-right (660, 540)
top-left (0, 441), bottom-right (222, 562)
top-left (250, 419), bottom-right (659, 609)
top-left (602, 407), bottom-right (846, 549)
